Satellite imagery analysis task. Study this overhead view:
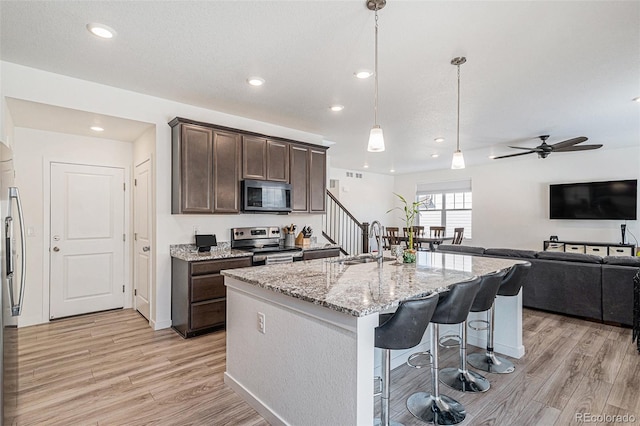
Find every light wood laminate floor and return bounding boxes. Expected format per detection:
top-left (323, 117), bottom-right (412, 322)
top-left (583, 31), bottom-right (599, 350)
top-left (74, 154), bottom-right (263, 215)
top-left (14, 308), bottom-right (640, 425)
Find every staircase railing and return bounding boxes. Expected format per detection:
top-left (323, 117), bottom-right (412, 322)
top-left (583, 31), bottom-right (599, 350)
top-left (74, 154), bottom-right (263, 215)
top-left (322, 190), bottom-right (369, 256)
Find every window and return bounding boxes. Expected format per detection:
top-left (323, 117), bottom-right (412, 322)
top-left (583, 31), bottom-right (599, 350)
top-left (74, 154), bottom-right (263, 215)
top-left (416, 180), bottom-right (472, 239)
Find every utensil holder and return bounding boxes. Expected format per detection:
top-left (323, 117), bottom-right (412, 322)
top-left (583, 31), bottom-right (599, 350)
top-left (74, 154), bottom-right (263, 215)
top-left (285, 234), bottom-right (295, 247)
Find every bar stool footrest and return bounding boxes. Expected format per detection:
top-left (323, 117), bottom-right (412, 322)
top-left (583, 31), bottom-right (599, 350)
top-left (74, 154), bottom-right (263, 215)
top-left (438, 333), bottom-right (461, 349)
top-left (407, 351), bottom-right (432, 369)
top-left (468, 319), bottom-right (489, 331)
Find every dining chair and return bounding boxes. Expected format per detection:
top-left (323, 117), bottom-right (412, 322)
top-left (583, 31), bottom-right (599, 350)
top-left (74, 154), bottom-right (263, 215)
top-left (430, 226), bottom-right (446, 238)
top-left (452, 228), bottom-right (464, 245)
top-left (413, 226), bottom-right (425, 249)
top-left (384, 227), bottom-right (400, 249)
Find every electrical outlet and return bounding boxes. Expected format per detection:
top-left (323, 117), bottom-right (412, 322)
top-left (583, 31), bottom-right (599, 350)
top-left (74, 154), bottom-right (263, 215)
top-left (193, 225), bottom-right (199, 235)
top-left (257, 312), bottom-right (266, 334)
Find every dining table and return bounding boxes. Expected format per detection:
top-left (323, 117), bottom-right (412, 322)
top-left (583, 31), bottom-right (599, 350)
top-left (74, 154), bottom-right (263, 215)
top-left (395, 235), bottom-right (454, 251)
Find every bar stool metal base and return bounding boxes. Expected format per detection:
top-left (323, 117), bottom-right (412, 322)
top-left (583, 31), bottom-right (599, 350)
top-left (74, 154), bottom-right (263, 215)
top-left (407, 392), bottom-right (466, 425)
top-left (438, 367), bottom-right (490, 392)
top-left (467, 351), bottom-right (515, 374)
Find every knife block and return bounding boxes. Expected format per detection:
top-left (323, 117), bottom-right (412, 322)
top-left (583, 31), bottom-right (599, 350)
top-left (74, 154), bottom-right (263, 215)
top-left (295, 233), bottom-right (310, 248)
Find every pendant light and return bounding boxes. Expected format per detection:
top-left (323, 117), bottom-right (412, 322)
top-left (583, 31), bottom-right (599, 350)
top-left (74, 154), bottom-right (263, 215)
top-left (451, 56), bottom-right (467, 169)
top-left (367, 0), bottom-right (386, 152)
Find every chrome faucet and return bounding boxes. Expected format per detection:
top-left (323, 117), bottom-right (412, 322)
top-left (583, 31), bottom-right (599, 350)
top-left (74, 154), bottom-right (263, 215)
top-left (369, 221), bottom-right (384, 264)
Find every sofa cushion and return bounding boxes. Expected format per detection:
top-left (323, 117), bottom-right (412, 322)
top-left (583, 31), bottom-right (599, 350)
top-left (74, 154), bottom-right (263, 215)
top-left (484, 248), bottom-right (537, 259)
top-left (436, 244), bottom-right (485, 255)
top-left (535, 251), bottom-right (603, 264)
top-left (602, 256), bottom-right (640, 267)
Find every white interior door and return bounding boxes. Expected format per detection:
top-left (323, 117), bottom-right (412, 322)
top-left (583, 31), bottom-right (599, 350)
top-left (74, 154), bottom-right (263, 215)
top-left (134, 159), bottom-right (151, 320)
top-left (50, 163), bottom-right (125, 319)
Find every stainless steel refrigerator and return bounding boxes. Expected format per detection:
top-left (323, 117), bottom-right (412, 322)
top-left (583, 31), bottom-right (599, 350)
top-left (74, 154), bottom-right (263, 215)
top-left (0, 141), bottom-right (25, 425)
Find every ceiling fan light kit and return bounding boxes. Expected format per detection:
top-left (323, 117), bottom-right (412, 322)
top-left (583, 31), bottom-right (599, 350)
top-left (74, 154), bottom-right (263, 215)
top-left (451, 56), bottom-right (467, 170)
top-left (366, 0), bottom-right (386, 153)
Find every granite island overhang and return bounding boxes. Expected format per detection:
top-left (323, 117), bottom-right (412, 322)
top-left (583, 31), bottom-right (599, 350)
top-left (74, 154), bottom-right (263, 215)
top-left (221, 251), bottom-right (527, 426)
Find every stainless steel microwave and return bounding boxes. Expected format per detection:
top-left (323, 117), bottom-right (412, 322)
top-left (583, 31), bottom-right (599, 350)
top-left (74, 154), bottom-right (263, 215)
top-left (242, 179), bottom-right (292, 213)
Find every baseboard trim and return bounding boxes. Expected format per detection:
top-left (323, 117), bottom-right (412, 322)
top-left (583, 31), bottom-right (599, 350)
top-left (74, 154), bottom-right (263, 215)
top-left (150, 318), bottom-right (172, 330)
top-left (224, 372), bottom-right (288, 426)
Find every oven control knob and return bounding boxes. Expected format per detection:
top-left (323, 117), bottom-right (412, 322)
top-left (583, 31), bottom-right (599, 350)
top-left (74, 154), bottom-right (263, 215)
top-left (272, 230), bottom-right (278, 234)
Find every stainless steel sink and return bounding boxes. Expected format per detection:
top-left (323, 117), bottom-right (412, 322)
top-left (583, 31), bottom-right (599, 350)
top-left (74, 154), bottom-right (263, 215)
top-left (332, 255), bottom-right (396, 265)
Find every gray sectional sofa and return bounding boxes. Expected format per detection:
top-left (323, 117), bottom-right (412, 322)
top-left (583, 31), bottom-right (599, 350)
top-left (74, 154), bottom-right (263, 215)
top-left (437, 244), bottom-right (640, 326)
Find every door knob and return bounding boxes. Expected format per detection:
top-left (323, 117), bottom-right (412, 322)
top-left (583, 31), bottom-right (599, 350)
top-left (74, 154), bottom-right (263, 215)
top-left (142, 246), bottom-right (150, 252)
top-left (52, 247), bottom-right (60, 252)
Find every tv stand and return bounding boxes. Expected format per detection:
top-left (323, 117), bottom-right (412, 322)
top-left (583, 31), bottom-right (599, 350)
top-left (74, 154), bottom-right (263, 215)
top-left (543, 240), bottom-right (635, 257)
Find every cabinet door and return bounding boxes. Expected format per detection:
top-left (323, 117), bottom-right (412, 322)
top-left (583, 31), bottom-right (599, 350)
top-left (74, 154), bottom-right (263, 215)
top-left (180, 124), bottom-right (214, 213)
top-left (242, 136), bottom-right (267, 180)
top-left (266, 140), bottom-right (290, 182)
top-left (213, 130), bottom-right (241, 212)
top-left (309, 148), bottom-right (327, 213)
top-left (290, 145), bottom-right (309, 212)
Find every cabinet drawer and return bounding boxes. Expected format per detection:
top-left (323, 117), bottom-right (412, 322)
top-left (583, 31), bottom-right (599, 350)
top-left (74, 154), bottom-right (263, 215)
top-left (190, 257), bottom-right (251, 276)
top-left (565, 244), bottom-right (585, 253)
top-left (608, 246), bottom-right (633, 256)
top-left (302, 248), bottom-right (341, 261)
top-left (191, 274), bottom-right (225, 302)
top-left (585, 245), bottom-right (607, 256)
top-left (191, 299), bottom-right (226, 330)
top-left (545, 243), bottom-right (565, 252)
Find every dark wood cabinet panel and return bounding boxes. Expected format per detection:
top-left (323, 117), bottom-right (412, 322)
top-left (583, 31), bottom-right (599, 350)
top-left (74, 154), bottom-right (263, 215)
top-left (290, 144), bottom-right (309, 212)
top-left (242, 136), bottom-right (267, 180)
top-left (179, 124), bottom-right (214, 213)
top-left (171, 119), bottom-right (241, 214)
top-left (213, 130), bottom-right (241, 213)
top-left (309, 148), bottom-right (327, 213)
top-left (171, 256), bottom-right (251, 338)
top-left (266, 140), bottom-right (290, 182)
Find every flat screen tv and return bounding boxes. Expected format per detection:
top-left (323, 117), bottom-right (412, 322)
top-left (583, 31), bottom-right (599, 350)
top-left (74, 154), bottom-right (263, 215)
top-left (549, 179), bottom-right (637, 220)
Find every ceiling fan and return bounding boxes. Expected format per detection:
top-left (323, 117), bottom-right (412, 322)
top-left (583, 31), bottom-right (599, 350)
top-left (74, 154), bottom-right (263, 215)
top-left (493, 135), bottom-right (603, 159)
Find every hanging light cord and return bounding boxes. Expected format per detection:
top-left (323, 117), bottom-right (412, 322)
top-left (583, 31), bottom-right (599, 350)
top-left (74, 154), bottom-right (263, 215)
top-left (373, 7), bottom-right (379, 126)
top-left (456, 62), bottom-right (461, 152)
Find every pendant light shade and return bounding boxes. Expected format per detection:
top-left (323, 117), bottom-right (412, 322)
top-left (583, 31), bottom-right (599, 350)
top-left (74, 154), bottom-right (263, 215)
top-left (451, 56), bottom-right (467, 170)
top-left (368, 125), bottom-right (385, 152)
top-left (451, 150), bottom-right (465, 169)
top-left (366, 0), bottom-right (386, 153)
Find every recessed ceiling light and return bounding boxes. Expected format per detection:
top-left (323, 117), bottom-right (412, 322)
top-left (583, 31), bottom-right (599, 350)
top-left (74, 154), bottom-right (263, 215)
top-left (363, 163), bottom-right (369, 168)
top-left (634, 97), bottom-right (640, 103)
top-left (86, 23), bottom-right (116, 39)
top-left (434, 137), bottom-right (445, 143)
top-left (247, 77), bottom-right (265, 86)
top-left (330, 105), bottom-right (344, 112)
top-left (431, 154), bottom-right (439, 158)
top-left (389, 169), bottom-right (395, 173)
top-left (90, 126), bottom-right (104, 132)
top-left (489, 155), bottom-right (497, 159)
top-left (354, 70), bottom-right (373, 79)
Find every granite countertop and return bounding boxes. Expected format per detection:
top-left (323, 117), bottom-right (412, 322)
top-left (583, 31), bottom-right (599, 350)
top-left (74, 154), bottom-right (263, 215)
top-left (222, 251), bottom-right (527, 317)
top-left (170, 242), bottom-right (341, 262)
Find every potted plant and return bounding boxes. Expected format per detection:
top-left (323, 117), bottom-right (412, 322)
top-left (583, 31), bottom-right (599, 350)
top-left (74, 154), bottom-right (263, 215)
top-left (387, 193), bottom-right (424, 263)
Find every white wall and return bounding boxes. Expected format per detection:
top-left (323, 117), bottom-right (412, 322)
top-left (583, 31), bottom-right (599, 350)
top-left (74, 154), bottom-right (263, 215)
top-left (13, 127), bottom-right (133, 326)
top-left (394, 147), bottom-right (640, 250)
top-left (1, 61), bottom-right (329, 329)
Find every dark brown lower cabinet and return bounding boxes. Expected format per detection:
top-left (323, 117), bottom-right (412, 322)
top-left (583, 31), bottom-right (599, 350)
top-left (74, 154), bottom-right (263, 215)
top-left (171, 256), bottom-right (251, 338)
top-left (301, 248), bottom-right (341, 261)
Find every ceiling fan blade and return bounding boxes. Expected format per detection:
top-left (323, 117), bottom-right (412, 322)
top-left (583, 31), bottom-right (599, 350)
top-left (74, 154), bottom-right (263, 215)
top-left (493, 150), bottom-right (536, 159)
top-left (549, 136), bottom-right (588, 150)
top-left (508, 145), bottom-right (543, 151)
top-left (553, 144), bottom-right (603, 152)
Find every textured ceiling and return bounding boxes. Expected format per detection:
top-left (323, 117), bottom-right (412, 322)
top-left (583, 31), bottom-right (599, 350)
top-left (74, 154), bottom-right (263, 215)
top-left (1, 1), bottom-right (638, 174)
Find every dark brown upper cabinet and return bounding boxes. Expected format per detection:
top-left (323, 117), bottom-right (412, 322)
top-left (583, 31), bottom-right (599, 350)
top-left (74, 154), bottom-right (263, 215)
top-left (170, 119), bottom-right (240, 214)
top-left (289, 144), bottom-right (327, 213)
top-left (242, 136), bottom-right (289, 182)
top-left (170, 117), bottom-right (327, 215)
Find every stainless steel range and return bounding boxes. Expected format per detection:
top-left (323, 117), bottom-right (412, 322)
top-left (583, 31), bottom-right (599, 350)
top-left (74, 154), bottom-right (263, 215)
top-left (231, 226), bottom-right (302, 265)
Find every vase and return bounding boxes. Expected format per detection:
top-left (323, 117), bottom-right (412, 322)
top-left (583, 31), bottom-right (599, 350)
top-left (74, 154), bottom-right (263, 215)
top-left (403, 249), bottom-right (416, 264)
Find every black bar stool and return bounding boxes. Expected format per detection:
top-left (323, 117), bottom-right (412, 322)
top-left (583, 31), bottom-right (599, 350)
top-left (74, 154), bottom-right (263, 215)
top-left (467, 262), bottom-right (531, 374)
top-left (439, 270), bottom-right (507, 393)
top-left (406, 277), bottom-right (481, 425)
top-left (375, 293), bottom-right (440, 426)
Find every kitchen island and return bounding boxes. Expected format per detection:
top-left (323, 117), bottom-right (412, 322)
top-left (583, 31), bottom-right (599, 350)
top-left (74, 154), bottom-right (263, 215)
top-left (222, 251), bottom-right (526, 426)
